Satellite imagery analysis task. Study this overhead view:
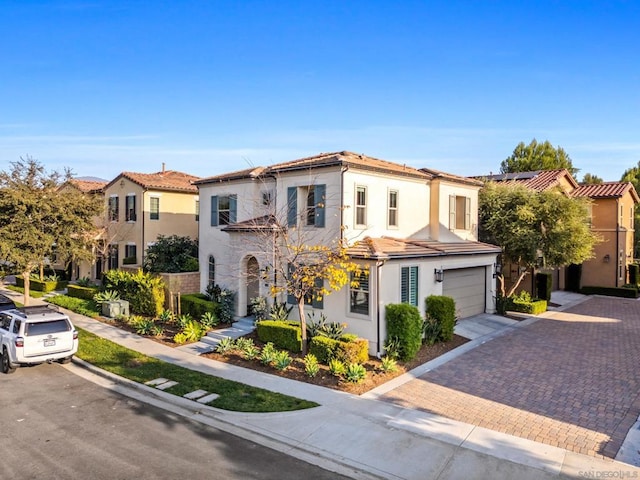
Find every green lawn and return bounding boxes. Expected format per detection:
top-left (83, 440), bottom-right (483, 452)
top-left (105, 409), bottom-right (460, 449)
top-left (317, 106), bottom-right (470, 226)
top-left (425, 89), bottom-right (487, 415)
top-left (5, 284), bottom-right (46, 298)
top-left (77, 327), bottom-right (318, 412)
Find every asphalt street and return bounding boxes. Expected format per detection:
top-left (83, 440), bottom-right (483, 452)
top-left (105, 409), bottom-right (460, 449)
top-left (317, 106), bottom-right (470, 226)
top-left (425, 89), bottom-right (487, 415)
top-left (0, 362), bottom-right (351, 480)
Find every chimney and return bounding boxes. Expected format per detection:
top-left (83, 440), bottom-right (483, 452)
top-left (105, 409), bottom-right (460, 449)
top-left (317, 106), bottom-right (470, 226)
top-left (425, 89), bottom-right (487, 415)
top-left (162, 162), bottom-right (166, 173)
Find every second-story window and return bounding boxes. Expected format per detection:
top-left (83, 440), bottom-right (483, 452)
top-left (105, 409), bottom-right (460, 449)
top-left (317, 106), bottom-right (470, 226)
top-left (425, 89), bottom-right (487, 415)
top-left (355, 186), bottom-right (367, 227)
top-left (449, 195), bottom-right (471, 230)
top-left (210, 195), bottom-right (237, 226)
top-left (126, 194), bottom-right (136, 222)
top-left (195, 199), bottom-right (200, 222)
top-left (287, 185), bottom-right (326, 228)
top-left (150, 197), bottom-right (160, 220)
top-left (108, 196), bottom-right (119, 222)
top-left (388, 190), bottom-right (398, 228)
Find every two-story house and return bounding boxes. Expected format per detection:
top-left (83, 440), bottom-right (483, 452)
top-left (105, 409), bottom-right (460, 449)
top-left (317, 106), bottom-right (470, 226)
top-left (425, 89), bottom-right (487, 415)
top-left (195, 152), bottom-right (500, 355)
top-left (103, 167), bottom-right (201, 271)
top-left (477, 170), bottom-right (639, 291)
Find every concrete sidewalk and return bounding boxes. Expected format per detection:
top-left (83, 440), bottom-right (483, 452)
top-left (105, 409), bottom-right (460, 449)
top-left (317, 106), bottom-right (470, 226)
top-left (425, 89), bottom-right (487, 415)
top-left (4, 288), bottom-right (638, 479)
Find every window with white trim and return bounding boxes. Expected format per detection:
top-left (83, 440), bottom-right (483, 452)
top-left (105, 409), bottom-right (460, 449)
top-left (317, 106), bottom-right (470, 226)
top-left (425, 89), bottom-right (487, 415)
top-left (108, 196), bottom-right (119, 222)
top-left (125, 194), bottom-right (136, 222)
top-left (150, 197), bottom-right (159, 220)
top-left (350, 270), bottom-right (369, 315)
top-left (388, 190), bottom-right (398, 227)
top-left (449, 195), bottom-right (471, 230)
top-left (355, 186), bottom-right (367, 227)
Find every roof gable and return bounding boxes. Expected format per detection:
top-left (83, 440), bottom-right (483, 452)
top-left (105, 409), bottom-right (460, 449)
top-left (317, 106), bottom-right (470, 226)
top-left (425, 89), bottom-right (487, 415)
top-left (474, 169), bottom-right (578, 192)
top-left (107, 170), bottom-right (200, 193)
top-left (572, 182), bottom-right (640, 203)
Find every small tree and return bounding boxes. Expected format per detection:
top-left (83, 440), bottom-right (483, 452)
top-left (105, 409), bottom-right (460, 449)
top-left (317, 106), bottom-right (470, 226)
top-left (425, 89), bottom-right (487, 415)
top-left (621, 162), bottom-right (640, 257)
top-left (582, 173), bottom-right (603, 185)
top-left (0, 157), bottom-right (102, 305)
top-left (144, 234), bottom-right (199, 273)
top-left (479, 181), bottom-right (599, 297)
top-left (500, 139), bottom-right (578, 177)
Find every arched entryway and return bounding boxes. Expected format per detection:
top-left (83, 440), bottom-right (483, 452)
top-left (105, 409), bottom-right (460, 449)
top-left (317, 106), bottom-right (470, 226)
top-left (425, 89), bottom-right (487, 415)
top-left (245, 256), bottom-right (260, 316)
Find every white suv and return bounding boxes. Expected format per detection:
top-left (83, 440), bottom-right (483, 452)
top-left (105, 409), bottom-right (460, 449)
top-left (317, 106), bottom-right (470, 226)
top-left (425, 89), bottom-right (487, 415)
top-left (0, 305), bottom-right (78, 374)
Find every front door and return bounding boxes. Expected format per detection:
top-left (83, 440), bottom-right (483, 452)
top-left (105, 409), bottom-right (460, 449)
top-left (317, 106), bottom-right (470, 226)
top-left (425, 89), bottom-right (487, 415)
top-left (246, 256), bottom-right (260, 315)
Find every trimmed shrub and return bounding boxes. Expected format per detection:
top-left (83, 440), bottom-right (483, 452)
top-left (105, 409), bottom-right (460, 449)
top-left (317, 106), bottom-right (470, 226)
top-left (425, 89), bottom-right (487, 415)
top-left (335, 337), bottom-right (369, 364)
top-left (425, 295), bottom-right (456, 342)
top-left (180, 293), bottom-right (218, 318)
top-left (629, 264), bottom-right (639, 285)
top-left (67, 284), bottom-right (99, 300)
top-left (103, 269), bottom-right (165, 317)
top-left (580, 285), bottom-right (639, 298)
top-left (385, 303), bottom-right (422, 361)
top-left (535, 272), bottom-right (553, 302)
top-left (509, 298), bottom-right (548, 314)
top-left (309, 336), bottom-right (338, 364)
top-left (16, 276), bottom-right (67, 292)
top-left (256, 320), bottom-right (302, 353)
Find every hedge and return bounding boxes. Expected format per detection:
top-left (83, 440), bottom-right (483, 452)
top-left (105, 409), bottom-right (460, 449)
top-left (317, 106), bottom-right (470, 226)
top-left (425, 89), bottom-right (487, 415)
top-left (309, 335), bottom-right (369, 364)
top-left (180, 293), bottom-right (218, 318)
top-left (103, 269), bottom-right (165, 317)
top-left (580, 285), bottom-right (639, 298)
top-left (386, 303), bottom-right (422, 361)
top-left (425, 295), bottom-right (456, 342)
top-left (67, 284), bottom-right (100, 300)
top-left (15, 276), bottom-right (67, 293)
top-left (256, 320), bottom-right (302, 353)
top-left (509, 298), bottom-right (547, 315)
top-left (535, 272), bottom-right (553, 302)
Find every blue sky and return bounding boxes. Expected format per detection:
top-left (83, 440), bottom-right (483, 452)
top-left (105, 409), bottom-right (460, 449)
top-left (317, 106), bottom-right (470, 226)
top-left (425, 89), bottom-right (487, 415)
top-left (1, 1), bottom-right (639, 182)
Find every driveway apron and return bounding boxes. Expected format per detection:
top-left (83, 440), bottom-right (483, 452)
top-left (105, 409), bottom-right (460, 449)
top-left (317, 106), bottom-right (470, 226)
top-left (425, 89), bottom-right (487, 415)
top-left (379, 296), bottom-right (640, 459)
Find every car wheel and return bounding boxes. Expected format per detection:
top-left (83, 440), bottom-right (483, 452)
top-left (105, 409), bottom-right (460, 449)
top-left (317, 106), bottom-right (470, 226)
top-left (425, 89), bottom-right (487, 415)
top-left (1, 347), bottom-right (16, 374)
top-left (58, 356), bottom-right (72, 364)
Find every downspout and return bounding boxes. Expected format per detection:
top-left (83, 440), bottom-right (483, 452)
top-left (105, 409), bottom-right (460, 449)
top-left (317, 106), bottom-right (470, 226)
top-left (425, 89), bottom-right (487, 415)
top-left (376, 258), bottom-right (386, 357)
top-left (141, 189), bottom-right (146, 267)
top-left (616, 198), bottom-right (620, 287)
top-left (340, 165), bottom-right (349, 243)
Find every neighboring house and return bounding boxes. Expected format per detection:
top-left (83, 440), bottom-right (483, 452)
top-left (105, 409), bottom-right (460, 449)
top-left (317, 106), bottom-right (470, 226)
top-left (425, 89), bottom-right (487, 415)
top-left (102, 168), bottom-right (200, 273)
top-left (476, 170), bottom-right (639, 290)
top-left (54, 178), bottom-right (108, 280)
top-left (196, 151), bottom-right (500, 355)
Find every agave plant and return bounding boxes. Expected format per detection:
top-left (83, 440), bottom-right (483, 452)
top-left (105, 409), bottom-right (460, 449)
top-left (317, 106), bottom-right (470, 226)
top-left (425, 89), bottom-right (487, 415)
top-left (93, 290), bottom-right (121, 304)
top-left (304, 353), bottom-right (320, 377)
top-left (272, 350), bottom-right (292, 371)
top-left (379, 356), bottom-right (398, 373)
top-left (259, 342), bottom-right (277, 365)
top-left (157, 309), bottom-right (174, 324)
top-left (181, 319), bottom-right (206, 342)
top-left (268, 301), bottom-right (293, 321)
top-left (175, 313), bottom-right (193, 330)
top-left (344, 363), bottom-right (367, 383)
top-left (215, 337), bottom-right (235, 354)
top-left (200, 311), bottom-right (219, 329)
top-left (328, 358), bottom-right (346, 377)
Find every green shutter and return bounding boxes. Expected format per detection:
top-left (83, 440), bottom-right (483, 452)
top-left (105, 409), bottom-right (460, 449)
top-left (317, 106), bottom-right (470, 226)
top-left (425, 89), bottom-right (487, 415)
top-left (229, 195), bottom-right (237, 224)
top-left (287, 263), bottom-right (296, 305)
top-left (314, 184), bottom-right (326, 228)
top-left (401, 267), bottom-right (409, 303)
top-left (211, 196), bottom-right (218, 226)
top-left (287, 187), bottom-right (297, 227)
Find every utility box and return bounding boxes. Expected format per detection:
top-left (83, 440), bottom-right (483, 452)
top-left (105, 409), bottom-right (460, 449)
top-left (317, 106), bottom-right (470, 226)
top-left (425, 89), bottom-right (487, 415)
top-left (102, 300), bottom-right (130, 318)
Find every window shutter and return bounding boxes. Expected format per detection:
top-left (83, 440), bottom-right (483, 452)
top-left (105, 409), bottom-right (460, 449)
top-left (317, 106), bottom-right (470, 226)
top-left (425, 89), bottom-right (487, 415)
top-left (229, 195), bottom-right (237, 223)
top-left (287, 263), bottom-right (296, 305)
top-left (465, 197), bottom-right (471, 230)
top-left (409, 266), bottom-right (418, 306)
top-left (401, 267), bottom-right (409, 303)
top-left (314, 184), bottom-right (326, 228)
top-left (287, 187), bottom-right (297, 227)
top-left (132, 195), bottom-right (136, 221)
top-left (312, 277), bottom-right (324, 309)
top-left (210, 196), bottom-right (218, 226)
top-left (449, 195), bottom-right (456, 230)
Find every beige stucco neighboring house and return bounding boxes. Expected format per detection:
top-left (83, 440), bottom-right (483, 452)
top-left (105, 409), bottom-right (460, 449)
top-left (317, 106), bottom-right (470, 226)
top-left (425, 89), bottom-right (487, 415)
top-left (102, 167), bottom-right (201, 274)
top-left (196, 151), bottom-right (500, 355)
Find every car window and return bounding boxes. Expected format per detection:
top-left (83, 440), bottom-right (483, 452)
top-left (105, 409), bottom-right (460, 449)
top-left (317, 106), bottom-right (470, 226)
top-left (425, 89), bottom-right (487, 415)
top-left (0, 313), bottom-right (11, 331)
top-left (12, 319), bottom-right (21, 334)
top-left (25, 319), bottom-right (71, 336)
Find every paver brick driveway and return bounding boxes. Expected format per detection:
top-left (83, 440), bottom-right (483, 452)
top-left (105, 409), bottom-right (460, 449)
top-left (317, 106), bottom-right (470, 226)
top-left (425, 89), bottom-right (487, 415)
top-left (379, 296), bottom-right (640, 458)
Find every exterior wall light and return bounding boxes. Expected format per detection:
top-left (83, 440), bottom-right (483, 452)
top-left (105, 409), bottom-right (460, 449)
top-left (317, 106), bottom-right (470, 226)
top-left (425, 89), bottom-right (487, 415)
top-left (434, 268), bottom-right (444, 283)
top-left (603, 254), bottom-right (611, 263)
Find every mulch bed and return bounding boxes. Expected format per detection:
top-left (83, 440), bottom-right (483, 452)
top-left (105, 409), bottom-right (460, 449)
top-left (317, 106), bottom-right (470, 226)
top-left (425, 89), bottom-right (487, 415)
top-left (202, 333), bottom-right (469, 395)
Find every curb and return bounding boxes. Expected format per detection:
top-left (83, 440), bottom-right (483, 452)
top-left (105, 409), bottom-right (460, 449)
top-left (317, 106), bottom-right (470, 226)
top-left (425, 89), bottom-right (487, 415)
top-left (69, 357), bottom-right (387, 480)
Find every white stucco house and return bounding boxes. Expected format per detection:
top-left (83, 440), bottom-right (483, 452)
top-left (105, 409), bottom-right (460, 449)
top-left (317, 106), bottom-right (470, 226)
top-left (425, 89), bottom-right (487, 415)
top-left (195, 151), bottom-right (500, 355)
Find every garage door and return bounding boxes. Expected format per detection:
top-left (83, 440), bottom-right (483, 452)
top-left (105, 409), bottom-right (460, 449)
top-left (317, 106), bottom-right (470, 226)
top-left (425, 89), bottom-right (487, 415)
top-left (442, 267), bottom-right (486, 319)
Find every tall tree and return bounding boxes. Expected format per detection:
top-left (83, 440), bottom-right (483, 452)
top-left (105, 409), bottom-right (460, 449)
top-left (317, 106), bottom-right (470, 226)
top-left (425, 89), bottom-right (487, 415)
top-left (621, 161), bottom-right (640, 257)
top-left (479, 182), bottom-right (598, 298)
top-left (500, 139), bottom-right (578, 176)
top-left (581, 173), bottom-right (603, 184)
top-left (0, 157), bottom-right (103, 305)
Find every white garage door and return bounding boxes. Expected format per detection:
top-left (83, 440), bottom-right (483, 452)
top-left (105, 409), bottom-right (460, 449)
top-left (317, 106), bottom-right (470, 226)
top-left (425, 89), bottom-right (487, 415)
top-left (442, 267), bottom-right (486, 319)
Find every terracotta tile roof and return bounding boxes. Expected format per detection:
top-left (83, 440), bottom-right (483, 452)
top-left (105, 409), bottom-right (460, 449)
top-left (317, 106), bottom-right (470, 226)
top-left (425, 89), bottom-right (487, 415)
top-left (108, 170), bottom-right (200, 193)
top-left (195, 151), bottom-right (450, 185)
top-left (572, 182), bottom-right (640, 202)
top-left (473, 169), bottom-right (578, 192)
top-left (420, 168), bottom-right (483, 187)
top-left (68, 178), bottom-right (107, 193)
top-left (193, 167), bottom-right (265, 185)
top-left (347, 236), bottom-right (501, 260)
